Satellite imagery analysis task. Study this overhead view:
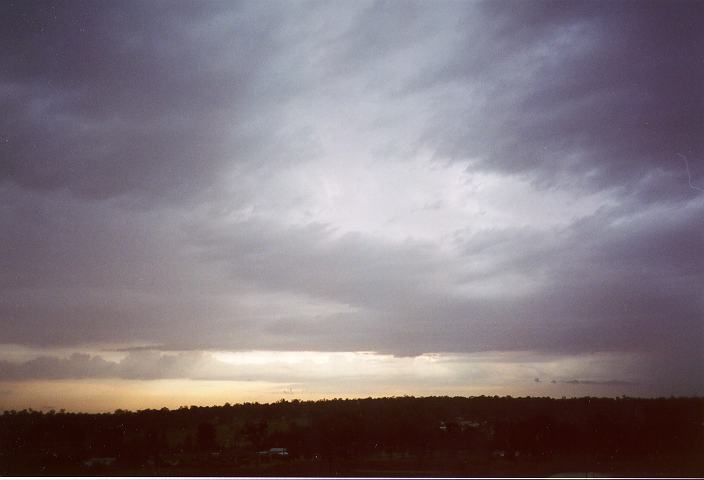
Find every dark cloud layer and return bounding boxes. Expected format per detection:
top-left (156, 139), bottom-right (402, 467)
top-left (421, 0), bottom-right (704, 200)
top-left (0, 1), bottom-right (301, 203)
top-left (1, 1), bottom-right (702, 395)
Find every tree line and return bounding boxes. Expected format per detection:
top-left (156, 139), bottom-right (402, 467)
top-left (1, 395), bottom-right (702, 476)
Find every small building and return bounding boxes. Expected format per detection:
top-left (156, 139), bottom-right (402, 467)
top-left (440, 417), bottom-right (481, 432)
top-left (459, 420), bottom-right (480, 429)
top-left (257, 447), bottom-right (289, 457)
top-left (492, 449), bottom-right (507, 458)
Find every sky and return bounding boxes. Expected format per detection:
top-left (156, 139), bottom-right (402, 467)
top-left (1, 0), bottom-right (702, 412)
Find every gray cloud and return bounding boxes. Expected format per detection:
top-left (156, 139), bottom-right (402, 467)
top-left (0, 1), bottom-right (309, 204)
top-left (0, 351), bottom-right (214, 381)
top-left (415, 1), bottom-right (704, 200)
top-left (0, 353), bottom-right (117, 380)
top-left (182, 199), bottom-right (703, 357)
top-left (0, 350), bottom-right (645, 397)
top-left (0, 1), bottom-right (702, 396)
top-left (561, 379), bottom-right (637, 386)
top-left (2, 1), bottom-right (701, 202)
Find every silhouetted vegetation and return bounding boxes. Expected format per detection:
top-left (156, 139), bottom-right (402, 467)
top-left (1, 396), bottom-right (702, 476)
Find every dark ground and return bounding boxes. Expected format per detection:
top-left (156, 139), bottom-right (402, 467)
top-left (1, 395), bottom-right (702, 477)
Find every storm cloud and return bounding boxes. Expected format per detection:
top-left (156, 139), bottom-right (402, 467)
top-left (1, 0), bottom-right (702, 399)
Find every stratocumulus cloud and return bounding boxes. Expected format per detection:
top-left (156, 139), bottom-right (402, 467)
top-left (0, 0), bottom-right (702, 404)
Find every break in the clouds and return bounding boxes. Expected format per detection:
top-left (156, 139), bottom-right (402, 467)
top-left (1, 0), bottom-right (702, 406)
